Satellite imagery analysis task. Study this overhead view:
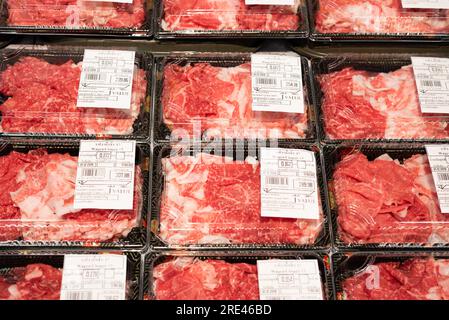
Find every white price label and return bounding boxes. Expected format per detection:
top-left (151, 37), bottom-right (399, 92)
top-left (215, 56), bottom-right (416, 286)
top-left (246, 0), bottom-right (294, 4)
top-left (412, 57), bottom-right (449, 114)
top-left (77, 49), bottom-right (135, 109)
top-left (74, 140), bottom-right (136, 210)
top-left (251, 54), bottom-right (304, 114)
top-left (425, 145), bottom-right (449, 213)
top-left (61, 254), bottom-right (127, 301)
top-left (402, 0), bottom-right (449, 9)
top-left (257, 260), bottom-right (323, 300)
top-left (260, 148), bottom-right (319, 220)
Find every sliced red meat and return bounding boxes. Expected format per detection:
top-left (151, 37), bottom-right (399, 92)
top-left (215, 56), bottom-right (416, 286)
top-left (0, 149), bottom-right (142, 242)
top-left (316, 0), bottom-right (449, 34)
top-left (319, 65), bottom-right (449, 140)
top-left (0, 56), bottom-right (147, 135)
top-left (153, 258), bottom-right (259, 300)
top-left (343, 258), bottom-right (445, 300)
top-left (162, 0), bottom-right (300, 31)
top-left (0, 264), bottom-right (62, 300)
top-left (334, 152), bottom-right (442, 244)
top-left (7, 0), bottom-right (145, 28)
top-left (162, 62), bottom-right (309, 139)
top-left (159, 153), bottom-right (323, 245)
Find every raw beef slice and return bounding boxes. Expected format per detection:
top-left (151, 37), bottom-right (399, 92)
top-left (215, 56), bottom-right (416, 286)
top-left (0, 56), bottom-right (147, 135)
top-left (7, 0), bottom-right (145, 28)
top-left (333, 152), bottom-right (449, 244)
top-left (159, 153), bottom-right (322, 245)
top-left (0, 264), bottom-right (62, 300)
top-left (343, 258), bottom-right (449, 300)
top-left (163, 62), bottom-right (309, 139)
top-left (0, 149), bottom-right (142, 242)
top-left (153, 258), bottom-right (259, 300)
top-left (162, 0), bottom-right (301, 31)
top-left (319, 65), bottom-right (449, 140)
top-left (315, 0), bottom-right (449, 34)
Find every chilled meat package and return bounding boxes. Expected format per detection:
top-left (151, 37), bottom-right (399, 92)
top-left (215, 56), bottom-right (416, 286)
top-left (149, 254), bottom-right (329, 300)
top-left (155, 0), bottom-right (308, 38)
top-left (335, 253), bottom-right (449, 300)
top-left (154, 54), bottom-right (314, 142)
top-left (311, 0), bottom-right (449, 41)
top-left (313, 56), bottom-right (449, 142)
top-left (1, 0), bottom-right (151, 36)
top-left (0, 49), bottom-right (150, 139)
top-left (152, 144), bottom-right (326, 248)
top-left (0, 142), bottom-right (148, 247)
top-left (325, 145), bottom-right (449, 247)
top-left (0, 253), bottom-right (141, 300)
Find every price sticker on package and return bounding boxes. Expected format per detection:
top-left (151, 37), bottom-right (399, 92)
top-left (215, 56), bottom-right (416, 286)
top-left (425, 145), bottom-right (449, 213)
top-left (74, 140), bottom-right (136, 210)
top-left (257, 260), bottom-right (323, 300)
top-left (260, 148), bottom-right (320, 220)
top-left (412, 57), bottom-right (449, 114)
top-left (246, 0), bottom-right (295, 4)
top-left (61, 254), bottom-right (127, 300)
top-left (251, 54), bottom-right (305, 114)
top-left (402, 0), bottom-right (449, 9)
top-left (77, 49), bottom-right (135, 109)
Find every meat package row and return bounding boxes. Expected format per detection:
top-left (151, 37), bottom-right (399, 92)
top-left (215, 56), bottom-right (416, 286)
top-left (7, 251), bottom-right (449, 300)
top-left (2, 0), bottom-right (449, 40)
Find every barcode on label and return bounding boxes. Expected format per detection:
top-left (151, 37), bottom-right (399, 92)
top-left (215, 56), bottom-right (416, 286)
top-left (438, 173), bottom-right (449, 181)
top-left (82, 168), bottom-right (106, 177)
top-left (266, 176), bottom-right (289, 185)
top-left (85, 73), bottom-right (107, 81)
top-left (257, 78), bottom-right (277, 86)
top-left (421, 80), bottom-right (442, 87)
top-left (65, 291), bottom-right (93, 300)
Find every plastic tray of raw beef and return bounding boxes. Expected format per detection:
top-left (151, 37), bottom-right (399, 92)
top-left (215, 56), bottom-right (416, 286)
top-left (323, 144), bottom-right (449, 249)
top-left (308, 0), bottom-right (449, 41)
top-left (0, 48), bottom-right (151, 140)
top-left (312, 55), bottom-right (449, 143)
top-left (0, 140), bottom-right (149, 248)
top-left (150, 143), bottom-right (329, 249)
top-left (153, 53), bottom-right (316, 143)
top-left (0, 0), bottom-right (152, 36)
top-left (145, 251), bottom-right (331, 300)
top-left (333, 252), bottom-right (449, 300)
top-left (0, 252), bottom-right (141, 300)
top-left (154, 0), bottom-right (309, 38)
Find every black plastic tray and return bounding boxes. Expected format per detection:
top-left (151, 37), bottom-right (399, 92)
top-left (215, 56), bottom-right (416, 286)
top-left (154, 0), bottom-right (309, 39)
top-left (0, 139), bottom-right (150, 249)
top-left (152, 52), bottom-right (317, 144)
top-left (323, 143), bottom-right (449, 250)
top-left (0, 0), bottom-right (153, 37)
top-left (150, 141), bottom-right (331, 250)
top-left (0, 48), bottom-right (152, 142)
top-left (307, 0), bottom-right (449, 42)
top-left (144, 250), bottom-right (333, 300)
top-left (0, 250), bottom-right (142, 300)
top-left (311, 54), bottom-right (449, 145)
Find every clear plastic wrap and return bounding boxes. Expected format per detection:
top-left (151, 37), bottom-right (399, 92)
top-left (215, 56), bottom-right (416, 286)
top-left (334, 252), bottom-right (449, 300)
top-left (324, 144), bottom-right (449, 249)
top-left (0, 251), bottom-right (141, 300)
top-left (0, 48), bottom-right (151, 140)
top-left (153, 53), bottom-right (316, 143)
top-left (150, 142), bottom-right (329, 249)
top-left (0, 0), bottom-right (152, 36)
top-left (312, 54), bottom-right (449, 143)
top-left (154, 0), bottom-right (309, 38)
top-left (309, 0), bottom-right (449, 41)
top-left (145, 251), bottom-right (332, 300)
top-left (0, 140), bottom-right (149, 248)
